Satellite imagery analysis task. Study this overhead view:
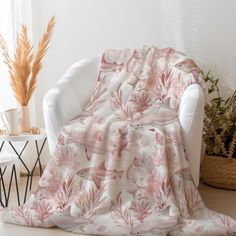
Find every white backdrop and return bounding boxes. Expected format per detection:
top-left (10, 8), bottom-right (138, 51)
top-left (0, 0), bottom-right (16, 114)
top-left (30, 0), bottom-right (236, 157)
top-left (0, 0), bottom-right (36, 125)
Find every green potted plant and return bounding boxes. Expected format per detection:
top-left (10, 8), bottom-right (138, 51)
top-left (201, 71), bottom-right (236, 189)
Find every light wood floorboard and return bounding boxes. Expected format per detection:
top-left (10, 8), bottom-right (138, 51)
top-left (198, 181), bottom-right (236, 219)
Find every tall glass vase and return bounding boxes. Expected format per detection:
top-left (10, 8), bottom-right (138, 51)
top-left (19, 105), bottom-right (31, 133)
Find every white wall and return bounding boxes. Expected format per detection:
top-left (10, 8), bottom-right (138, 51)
top-left (31, 0), bottom-right (236, 138)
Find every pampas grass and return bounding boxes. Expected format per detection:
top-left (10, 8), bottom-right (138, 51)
top-left (0, 16), bottom-right (56, 106)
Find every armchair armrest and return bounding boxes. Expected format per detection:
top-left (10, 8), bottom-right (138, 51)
top-left (43, 57), bottom-right (100, 154)
top-left (179, 84), bottom-right (205, 186)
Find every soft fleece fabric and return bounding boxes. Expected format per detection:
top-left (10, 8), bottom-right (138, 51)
top-left (1, 46), bottom-right (236, 236)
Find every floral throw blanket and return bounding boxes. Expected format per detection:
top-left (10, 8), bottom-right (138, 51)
top-left (1, 46), bottom-right (236, 236)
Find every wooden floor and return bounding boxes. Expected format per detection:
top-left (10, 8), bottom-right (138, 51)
top-left (198, 181), bottom-right (236, 219)
top-left (0, 177), bottom-right (236, 235)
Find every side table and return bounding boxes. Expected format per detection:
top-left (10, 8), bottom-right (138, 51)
top-left (0, 129), bottom-right (47, 204)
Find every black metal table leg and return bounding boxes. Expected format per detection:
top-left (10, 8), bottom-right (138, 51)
top-left (0, 142), bottom-right (6, 206)
top-left (5, 165), bottom-right (18, 206)
top-left (0, 135), bottom-right (47, 205)
top-left (29, 138), bottom-right (47, 190)
top-left (5, 164), bottom-right (20, 207)
top-left (13, 164), bottom-right (20, 206)
top-left (9, 141), bottom-right (31, 204)
top-left (0, 176), bottom-right (1, 206)
top-left (0, 167), bottom-right (7, 207)
top-left (0, 189), bottom-right (4, 207)
top-left (0, 185), bottom-right (4, 207)
top-left (0, 141), bottom-right (5, 152)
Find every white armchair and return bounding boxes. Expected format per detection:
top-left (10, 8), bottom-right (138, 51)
top-left (43, 56), bottom-right (205, 187)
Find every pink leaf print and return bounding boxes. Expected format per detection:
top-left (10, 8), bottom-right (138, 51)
top-left (170, 72), bottom-right (186, 102)
top-left (55, 175), bottom-right (77, 210)
top-left (110, 83), bottom-right (133, 119)
top-left (84, 75), bottom-right (107, 113)
top-left (153, 191), bottom-right (167, 211)
top-left (74, 184), bottom-right (107, 218)
top-left (32, 200), bottom-right (53, 223)
top-left (186, 186), bottom-right (204, 215)
top-left (210, 211), bottom-right (236, 234)
top-left (130, 92), bottom-right (151, 114)
top-left (111, 127), bottom-right (129, 158)
top-left (130, 199), bottom-right (152, 223)
top-left (123, 50), bottom-right (139, 73)
top-left (111, 84), bottom-right (123, 107)
top-left (159, 178), bottom-right (172, 197)
top-left (111, 192), bottom-right (134, 228)
top-left (12, 206), bottom-right (35, 226)
top-left (154, 69), bottom-right (172, 102)
top-left (152, 177), bottom-right (172, 210)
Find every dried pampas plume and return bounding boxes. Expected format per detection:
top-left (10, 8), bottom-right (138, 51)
top-left (0, 16), bottom-right (56, 106)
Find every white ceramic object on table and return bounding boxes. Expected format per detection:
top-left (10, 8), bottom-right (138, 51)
top-left (1, 108), bottom-right (19, 134)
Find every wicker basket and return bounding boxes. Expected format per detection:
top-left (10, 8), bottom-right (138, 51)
top-left (201, 154), bottom-right (236, 190)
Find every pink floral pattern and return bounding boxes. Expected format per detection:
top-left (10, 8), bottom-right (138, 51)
top-left (1, 46), bottom-right (236, 235)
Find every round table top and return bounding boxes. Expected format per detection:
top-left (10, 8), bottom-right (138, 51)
top-left (0, 129), bottom-right (47, 142)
